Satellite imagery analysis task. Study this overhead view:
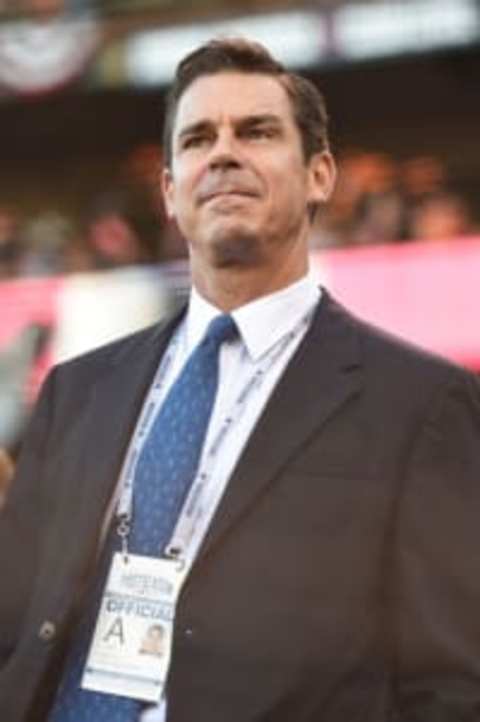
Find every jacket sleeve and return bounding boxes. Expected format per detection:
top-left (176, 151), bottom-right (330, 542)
top-left (0, 369), bottom-right (57, 669)
top-left (393, 367), bottom-right (480, 719)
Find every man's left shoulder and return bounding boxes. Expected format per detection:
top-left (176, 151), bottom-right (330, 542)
top-left (333, 293), bottom-right (473, 382)
top-left (320, 292), bottom-right (479, 415)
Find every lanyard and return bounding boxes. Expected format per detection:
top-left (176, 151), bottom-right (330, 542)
top-left (115, 309), bottom-right (314, 561)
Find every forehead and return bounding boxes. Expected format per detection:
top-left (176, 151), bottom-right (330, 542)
top-left (172, 71), bottom-right (295, 133)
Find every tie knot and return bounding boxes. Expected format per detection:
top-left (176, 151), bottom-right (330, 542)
top-left (205, 314), bottom-right (238, 348)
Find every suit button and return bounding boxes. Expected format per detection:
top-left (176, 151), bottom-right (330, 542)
top-left (38, 620), bottom-right (56, 642)
top-left (184, 627), bottom-right (194, 638)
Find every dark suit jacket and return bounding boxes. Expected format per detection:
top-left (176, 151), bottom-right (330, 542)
top-left (1, 291), bottom-right (480, 722)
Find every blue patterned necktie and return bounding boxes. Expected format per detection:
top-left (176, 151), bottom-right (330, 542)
top-left (49, 314), bottom-right (238, 722)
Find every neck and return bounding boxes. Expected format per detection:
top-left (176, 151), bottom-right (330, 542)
top-left (190, 253), bottom-right (309, 312)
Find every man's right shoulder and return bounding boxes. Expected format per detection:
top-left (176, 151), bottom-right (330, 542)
top-left (57, 322), bottom-right (162, 375)
top-left (54, 309), bottom-right (183, 381)
top-left (31, 313), bottom-right (183, 436)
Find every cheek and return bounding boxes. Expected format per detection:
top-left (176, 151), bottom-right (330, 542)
top-left (268, 163), bottom-right (308, 209)
top-left (167, 160), bottom-right (199, 207)
top-left (268, 153), bottom-right (307, 188)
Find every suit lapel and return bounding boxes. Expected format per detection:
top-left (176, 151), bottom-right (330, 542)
top-left (196, 292), bottom-right (364, 564)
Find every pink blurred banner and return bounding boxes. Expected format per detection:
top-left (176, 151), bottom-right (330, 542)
top-left (313, 236), bottom-right (480, 370)
top-left (0, 276), bottom-right (61, 346)
top-left (0, 268), bottom-right (167, 405)
top-left (0, 277), bottom-right (62, 399)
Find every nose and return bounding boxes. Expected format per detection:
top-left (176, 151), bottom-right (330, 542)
top-left (208, 130), bottom-right (242, 171)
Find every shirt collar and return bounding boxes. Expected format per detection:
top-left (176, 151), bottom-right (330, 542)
top-left (185, 273), bottom-right (321, 361)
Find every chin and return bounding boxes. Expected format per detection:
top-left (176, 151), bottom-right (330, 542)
top-left (209, 229), bottom-right (263, 268)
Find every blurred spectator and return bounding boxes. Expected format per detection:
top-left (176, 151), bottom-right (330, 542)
top-left (81, 177), bottom-right (169, 268)
top-left (122, 144), bottom-right (168, 262)
top-left (409, 191), bottom-right (477, 242)
top-left (26, 0), bottom-right (65, 18)
top-left (401, 155), bottom-right (447, 199)
top-left (20, 210), bottom-right (80, 275)
top-left (312, 150), bottom-right (405, 248)
top-left (123, 144), bottom-right (162, 203)
top-left (348, 152), bottom-right (405, 246)
top-left (0, 205), bottom-right (24, 278)
top-left (84, 206), bottom-right (147, 269)
top-left (62, 235), bottom-right (95, 274)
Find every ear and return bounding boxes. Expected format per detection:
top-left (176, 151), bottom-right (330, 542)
top-left (162, 167), bottom-right (176, 220)
top-left (307, 151), bottom-right (337, 206)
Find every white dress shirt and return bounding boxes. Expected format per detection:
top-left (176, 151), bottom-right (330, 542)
top-left (137, 274), bottom-right (321, 721)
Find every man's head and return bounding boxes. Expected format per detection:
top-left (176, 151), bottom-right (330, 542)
top-left (162, 38), bottom-right (336, 302)
top-left (163, 38), bottom-right (330, 169)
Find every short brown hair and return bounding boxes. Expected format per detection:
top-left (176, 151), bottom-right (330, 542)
top-left (162, 37), bottom-right (330, 167)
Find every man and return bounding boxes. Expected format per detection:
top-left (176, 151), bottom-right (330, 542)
top-left (1, 38), bottom-right (480, 722)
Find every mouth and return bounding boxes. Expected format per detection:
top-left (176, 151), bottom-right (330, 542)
top-left (199, 189), bottom-right (259, 205)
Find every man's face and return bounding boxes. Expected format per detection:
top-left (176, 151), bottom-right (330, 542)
top-left (163, 72), bottom-right (334, 273)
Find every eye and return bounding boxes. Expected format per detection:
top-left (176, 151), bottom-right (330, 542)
top-left (182, 134), bottom-right (209, 150)
top-left (244, 126), bottom-right (274, 140)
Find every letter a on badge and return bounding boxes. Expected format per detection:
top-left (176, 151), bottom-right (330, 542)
top-left (103, 616), bottom-right (125, 644)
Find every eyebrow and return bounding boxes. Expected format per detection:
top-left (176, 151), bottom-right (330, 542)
top-left (237, 114), bottom-right (283, 128)
top-left (177, 120), bottom-right (213, 142)
top-left (177, 114), bottom-right (283, 142)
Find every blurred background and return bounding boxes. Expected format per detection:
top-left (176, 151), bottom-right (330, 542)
top-left (1, 0), bottom-right (479, 501)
